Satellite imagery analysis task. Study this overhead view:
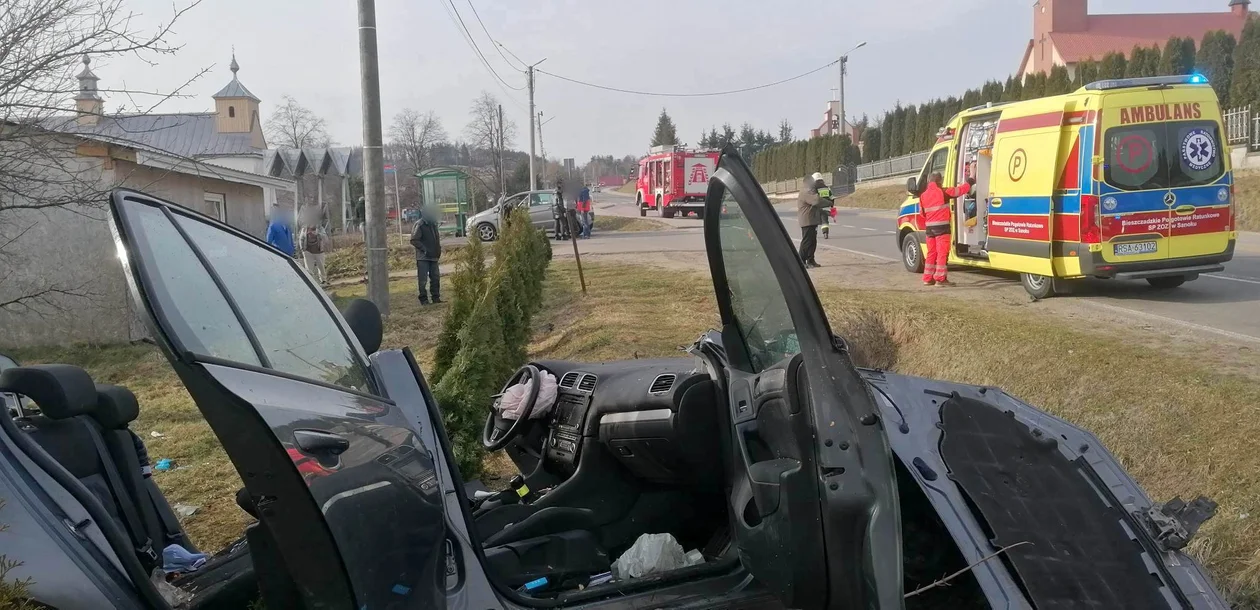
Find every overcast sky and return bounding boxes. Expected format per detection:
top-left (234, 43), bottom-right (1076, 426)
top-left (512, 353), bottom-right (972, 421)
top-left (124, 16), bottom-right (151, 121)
top-left (99, 0), bottom-right (1232, 161)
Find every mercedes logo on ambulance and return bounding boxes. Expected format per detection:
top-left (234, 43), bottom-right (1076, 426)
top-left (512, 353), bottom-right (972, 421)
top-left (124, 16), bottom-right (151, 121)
top-left (1163, 191), bottom-right (1177, 207)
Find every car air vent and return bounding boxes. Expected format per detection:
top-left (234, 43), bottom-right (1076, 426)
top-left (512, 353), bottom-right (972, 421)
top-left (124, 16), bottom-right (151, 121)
top-left (577, 374), bottom-right (598, 392)
top-left (649, 374), bottom-right (676, 394)
top-left (560, 372), bottom-right (580, 389)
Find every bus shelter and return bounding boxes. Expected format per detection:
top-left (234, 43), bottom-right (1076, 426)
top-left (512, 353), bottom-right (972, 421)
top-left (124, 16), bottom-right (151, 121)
top-left (418, 167), bottom-right (470, 237)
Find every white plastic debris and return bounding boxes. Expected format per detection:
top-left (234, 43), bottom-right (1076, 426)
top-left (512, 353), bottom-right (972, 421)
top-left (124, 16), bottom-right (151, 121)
top-left (611, 533), bottom-right (688, 579)
top-left (150, 431), bottom-right (164, 438)
top-left (685, 549), bottom-right (705, 567)
top-left (173, 504), bottom-right (200, 518)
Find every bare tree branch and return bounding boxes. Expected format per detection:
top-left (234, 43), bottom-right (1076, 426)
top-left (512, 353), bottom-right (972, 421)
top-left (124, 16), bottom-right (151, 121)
top-left (388, 108), bottom-right (447, 175)
top-left (264, 95), bottom-right (331, 149)
top-left (0, 0), bottom-right (202, 314)
top-left (463, 91), bottom-right (516, 197)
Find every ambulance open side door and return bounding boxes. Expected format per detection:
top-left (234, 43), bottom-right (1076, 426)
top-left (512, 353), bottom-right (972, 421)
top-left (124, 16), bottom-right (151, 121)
top-left (987, 105), bottom-right (1065, 281)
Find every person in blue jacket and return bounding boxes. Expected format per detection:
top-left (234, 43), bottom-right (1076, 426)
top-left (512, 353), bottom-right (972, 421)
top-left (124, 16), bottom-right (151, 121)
top-left (265, 204), bottom-right (295, 257)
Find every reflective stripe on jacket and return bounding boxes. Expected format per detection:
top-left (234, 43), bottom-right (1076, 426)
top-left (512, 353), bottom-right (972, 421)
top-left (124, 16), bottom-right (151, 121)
top-left (920, 182), bottom-right (970, 229)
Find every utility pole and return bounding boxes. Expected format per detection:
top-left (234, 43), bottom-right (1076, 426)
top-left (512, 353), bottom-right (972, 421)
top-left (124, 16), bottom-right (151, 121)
top-left (528, 67), bottom-right (536, 191)
top-left (537, 111), bottom-right (548, 187)
top-left (358, 0), bottom-right (389, 315)
top-left (497, 104), bottom-right (506, 197)
top-left (838, 41), bottom-right (867, 140)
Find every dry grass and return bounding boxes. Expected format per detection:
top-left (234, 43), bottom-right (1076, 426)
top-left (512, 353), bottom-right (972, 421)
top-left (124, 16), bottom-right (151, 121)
top-left (324, 232), bottom-right (470, 281)
top-left (614, 182), bottom-right (638, 195)
top-left (9, 260), bottom-right (1260, 606)
top-left (1233, 171), bottom-right (1260, 232)
top-left (592, 216), bottom-right (671, 233)
top-left (841, 184), bottom-right (908, 211)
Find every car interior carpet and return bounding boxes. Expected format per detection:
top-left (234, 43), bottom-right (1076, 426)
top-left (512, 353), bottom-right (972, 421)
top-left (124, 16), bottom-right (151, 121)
top-left (937, 394), bottom-right (1169, 610)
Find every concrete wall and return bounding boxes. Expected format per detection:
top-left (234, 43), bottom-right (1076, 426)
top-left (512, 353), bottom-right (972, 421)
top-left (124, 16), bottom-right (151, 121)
top-left (0, 141), bottom-right (268, 348)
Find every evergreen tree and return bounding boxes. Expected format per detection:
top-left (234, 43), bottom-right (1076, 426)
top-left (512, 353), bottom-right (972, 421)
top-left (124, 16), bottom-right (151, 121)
top-left (1142, 45), bottom-right (1163, 76)
top-left (778, 119), bottom-right (793, 143)
top-left (1024, 72), bottom-right (1047, 99)
top-left (1231, 18), bottom-right (1260, 110)
top-left (1047, 65), bottom-right (1072, 94)
top-left (650, 108), bottom-right (678, 146)
top-left (901, 105), bottom-right (918, 154)
top-left (962, 88), bottom-right (982, 108)
top-left (879, 112), bottom-right (893, 160)
top-left (720, 123), bottom-right (736, 147)
top-left (862, 126), bottom-right (882, 162)
top-left (1099, 51), bottom-right (1128, 79)
top-left (1073, 60), bottom-right (1099, 88)
top-left (1126, 46), bottom-right (1148, 77)
top-left (737, 122), bottom-right (758, 159)
top-left (916, 103), bottom-right (934, 150)
top-left (1161, 37), bottom-right (1195, 75)
top-left (1198, 30), bottom-right (1237, 106)
top-left (890, 104), bottom-right (905, 157)
top-left (1004, 76), bottom-right (1024, 101)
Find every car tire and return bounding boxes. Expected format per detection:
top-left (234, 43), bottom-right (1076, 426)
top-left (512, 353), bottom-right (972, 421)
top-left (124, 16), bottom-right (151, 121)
top-left (696, 210), bottom-right (706, 221)
top-left (657, 198), bottom-right (667, 218)
top-left (1146, 276), bottom-right (1187, 289)
top-left (476, 223), bottom-right (497, 242)
top-left (637, 195), bottom-right (646, 217)
top-left (1021, 273), bottom-right (1055, 299)
top-left (901, 233), bottom-right (924, 274)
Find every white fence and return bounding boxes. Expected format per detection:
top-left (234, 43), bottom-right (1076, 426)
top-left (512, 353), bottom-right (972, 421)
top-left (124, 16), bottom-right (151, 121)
top-left (1225, 105), bottom-right (1251, 146)
top-left (856, 150), bottom-right (931, 182)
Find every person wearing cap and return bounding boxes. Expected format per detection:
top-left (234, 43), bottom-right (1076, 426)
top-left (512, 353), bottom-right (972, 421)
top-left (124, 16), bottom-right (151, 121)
top-left (796, 172), bottom-right (832, 268)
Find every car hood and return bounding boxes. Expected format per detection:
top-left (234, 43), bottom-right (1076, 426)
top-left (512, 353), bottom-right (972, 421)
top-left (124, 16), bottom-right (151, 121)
top-left (863, 368), bottom-right (1226, 609)
top-left (467, 208), bottom-right (499, 225)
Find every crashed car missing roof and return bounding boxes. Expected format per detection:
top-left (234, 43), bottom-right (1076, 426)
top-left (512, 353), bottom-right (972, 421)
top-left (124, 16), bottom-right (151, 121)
top-left (0, 149), bottom-right (1228, 609)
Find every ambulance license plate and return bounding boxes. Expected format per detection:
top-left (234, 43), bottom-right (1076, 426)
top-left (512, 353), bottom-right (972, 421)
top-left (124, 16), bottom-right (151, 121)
top-left (1114, 241), bottom-right (1158, 256)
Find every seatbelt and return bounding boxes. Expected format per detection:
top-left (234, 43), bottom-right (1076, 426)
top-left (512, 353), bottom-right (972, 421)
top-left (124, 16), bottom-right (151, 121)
top-left (82, 420), bottom-right (159, 568)
top-left (146, 480), bottom-right (186, 547)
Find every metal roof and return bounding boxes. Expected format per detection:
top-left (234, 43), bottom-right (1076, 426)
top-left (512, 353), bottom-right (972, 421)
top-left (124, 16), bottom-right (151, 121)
top-left (212, 78), bottom-right (260, 102)
top-left (261, 146), bottom-right (362, 177)
top-left (40, 113), bottom-right (261, 159)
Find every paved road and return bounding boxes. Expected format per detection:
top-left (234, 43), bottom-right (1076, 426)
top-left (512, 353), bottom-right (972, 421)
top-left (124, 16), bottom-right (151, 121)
top-left (585, 189), bottom-right (1260, 344)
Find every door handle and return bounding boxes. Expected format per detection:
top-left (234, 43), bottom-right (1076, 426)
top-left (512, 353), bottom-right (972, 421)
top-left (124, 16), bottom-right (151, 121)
top-left (294, 429), bottom-right (349, 456)
top-left (989, 198), bottom-right (1002, 208)
top-left (1174, 205), bottom-right (1196, 216)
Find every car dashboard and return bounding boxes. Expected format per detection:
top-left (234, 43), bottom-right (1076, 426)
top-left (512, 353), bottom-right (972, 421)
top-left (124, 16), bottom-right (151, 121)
top-left (532, 358), bottom-right (720, 485)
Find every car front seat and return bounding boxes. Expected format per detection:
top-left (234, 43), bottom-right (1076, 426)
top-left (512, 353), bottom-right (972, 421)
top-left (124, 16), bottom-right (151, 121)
top-left (475, 505), bottom-right (610, 588)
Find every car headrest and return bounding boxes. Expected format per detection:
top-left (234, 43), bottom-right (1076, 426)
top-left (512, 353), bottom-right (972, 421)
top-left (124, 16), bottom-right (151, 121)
top-left (94, 384), bottom-right (140, 429)
top-left (0, 365), bottom-right (97, 420)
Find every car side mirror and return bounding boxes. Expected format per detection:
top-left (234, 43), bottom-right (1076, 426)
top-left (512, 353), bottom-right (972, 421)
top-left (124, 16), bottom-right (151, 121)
top-left (906, 177), bottom-right (918, 195)
top-left (342, 299), bottom-right (383, 355)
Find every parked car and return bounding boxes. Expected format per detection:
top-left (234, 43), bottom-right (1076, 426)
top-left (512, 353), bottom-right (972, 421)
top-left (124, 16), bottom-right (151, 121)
top-left (466, 189), bottom-right (558, 241)
top-left (0, 149), bottom-right (1227, 609)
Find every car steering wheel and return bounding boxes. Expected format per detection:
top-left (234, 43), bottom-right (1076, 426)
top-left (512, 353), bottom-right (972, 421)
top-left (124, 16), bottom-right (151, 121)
top-left (482, 365), bottom-right (541, 451)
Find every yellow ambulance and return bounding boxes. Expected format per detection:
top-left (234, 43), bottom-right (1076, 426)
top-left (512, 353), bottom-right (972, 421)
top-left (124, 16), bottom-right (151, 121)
top-left (896, 74), bottom-right (1236, 298)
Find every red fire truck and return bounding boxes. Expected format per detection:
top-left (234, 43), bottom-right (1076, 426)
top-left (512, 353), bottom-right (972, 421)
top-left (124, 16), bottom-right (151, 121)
top-left (635, 146), bottom-right (720, 218)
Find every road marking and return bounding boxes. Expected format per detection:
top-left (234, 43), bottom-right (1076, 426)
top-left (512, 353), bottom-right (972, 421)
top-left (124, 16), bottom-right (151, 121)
top-left (1204, 273), bottom-right (1260, 285)
top-left (886, 230), bottom-right (897, 234)
top-left (862, 227), bottom-right (876, 231)
top-left (1079, 301), bottom-right (1260, 344)
top-left (842, 224), bottom-right (855, 228)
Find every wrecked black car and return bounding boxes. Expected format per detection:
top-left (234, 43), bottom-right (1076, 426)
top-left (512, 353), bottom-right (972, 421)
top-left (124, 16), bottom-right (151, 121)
top-left (0, 150), bottom-right (1229, 608)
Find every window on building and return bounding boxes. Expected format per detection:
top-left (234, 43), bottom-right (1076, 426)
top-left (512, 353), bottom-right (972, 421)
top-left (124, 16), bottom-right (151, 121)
top-left (228, 106), bottom-right (236, 118)
top-left (204, 192), bottom-right (226, 222)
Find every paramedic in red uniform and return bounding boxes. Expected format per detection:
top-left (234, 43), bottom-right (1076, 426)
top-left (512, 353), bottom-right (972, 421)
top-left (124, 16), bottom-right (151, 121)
top-left (920, 171), bottom-right (974, 286)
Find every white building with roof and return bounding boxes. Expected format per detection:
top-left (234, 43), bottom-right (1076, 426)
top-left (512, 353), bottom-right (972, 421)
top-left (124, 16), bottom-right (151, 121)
top-left (0, 55), bottom-right (295, 347)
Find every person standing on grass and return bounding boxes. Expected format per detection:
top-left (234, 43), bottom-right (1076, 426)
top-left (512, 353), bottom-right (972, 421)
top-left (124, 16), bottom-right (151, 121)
top-left (410, 205), bottom-right (442, 304)
top-left (299, 217), bottom-right (330, 285)
top-left (797, 172), bottom-right (832, 268)
top-left (553, 180), bottom-right (569, 240)
top-left (919, 171), bottom-right (974, 286)
top-left (265, 204), bottom-right (295, 257)
top-left (576, 184), bottom-right (593, 238)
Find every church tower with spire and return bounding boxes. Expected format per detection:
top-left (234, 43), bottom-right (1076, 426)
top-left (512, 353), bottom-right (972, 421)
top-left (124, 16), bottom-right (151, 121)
top-left (74, 55), bottom-right (103, 125)
top-left (212, 53), bottom-right (263, 144)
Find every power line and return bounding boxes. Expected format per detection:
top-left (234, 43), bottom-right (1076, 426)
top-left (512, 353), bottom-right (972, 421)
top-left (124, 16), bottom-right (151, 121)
top-left (537, 58), bottom-right (842, 98)
top-left (439, 0), bottom-right (525, 92)
top-left (465, 0), bottom-right (527, 71)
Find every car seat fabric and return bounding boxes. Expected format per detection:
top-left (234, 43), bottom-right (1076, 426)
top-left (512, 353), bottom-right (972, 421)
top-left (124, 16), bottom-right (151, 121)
top-left (0, 364), bottom-right (97, 419)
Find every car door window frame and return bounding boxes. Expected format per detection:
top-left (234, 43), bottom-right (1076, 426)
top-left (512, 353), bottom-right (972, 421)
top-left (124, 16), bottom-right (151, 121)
top-left (110, 191), bottom-right (382, 399)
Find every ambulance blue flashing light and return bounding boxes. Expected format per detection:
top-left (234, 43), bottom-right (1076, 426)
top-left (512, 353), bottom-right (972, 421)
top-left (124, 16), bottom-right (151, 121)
top-left (1084, 74), bottom-right (1210, 91)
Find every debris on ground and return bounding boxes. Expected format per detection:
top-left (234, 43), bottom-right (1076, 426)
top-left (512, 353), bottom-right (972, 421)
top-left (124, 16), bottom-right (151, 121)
top-left (172, 504), bottom-right (199, 518)
top-left (154, 458), bottom-right (174, 471)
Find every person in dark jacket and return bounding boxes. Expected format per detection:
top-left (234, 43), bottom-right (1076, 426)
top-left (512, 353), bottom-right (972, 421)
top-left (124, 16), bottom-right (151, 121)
top-left (553, 180), bottom-right (569, 240)
top-left (410, 206), bottom-right (442, 304)
top-left (796, 173), bottom-right (832, 268)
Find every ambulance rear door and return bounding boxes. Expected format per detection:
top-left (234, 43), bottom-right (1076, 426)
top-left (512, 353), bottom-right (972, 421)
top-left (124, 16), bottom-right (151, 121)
top-left (987, 103), bottom-right (1064, 276)
top-left (1097, 88), bottom-right (1172, 264)
top-left (1161, 86), bottom-right (1232, 260)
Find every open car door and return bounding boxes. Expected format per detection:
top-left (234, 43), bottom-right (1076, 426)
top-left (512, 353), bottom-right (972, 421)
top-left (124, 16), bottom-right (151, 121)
top-left (703, 150), bottom-right (903, 609)
top-left (106, 190), bottom-right (448, 609)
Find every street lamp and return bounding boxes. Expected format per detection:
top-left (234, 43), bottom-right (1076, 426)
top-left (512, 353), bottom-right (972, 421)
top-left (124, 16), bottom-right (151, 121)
top-left (838, 41), bottom-right (867, 140)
